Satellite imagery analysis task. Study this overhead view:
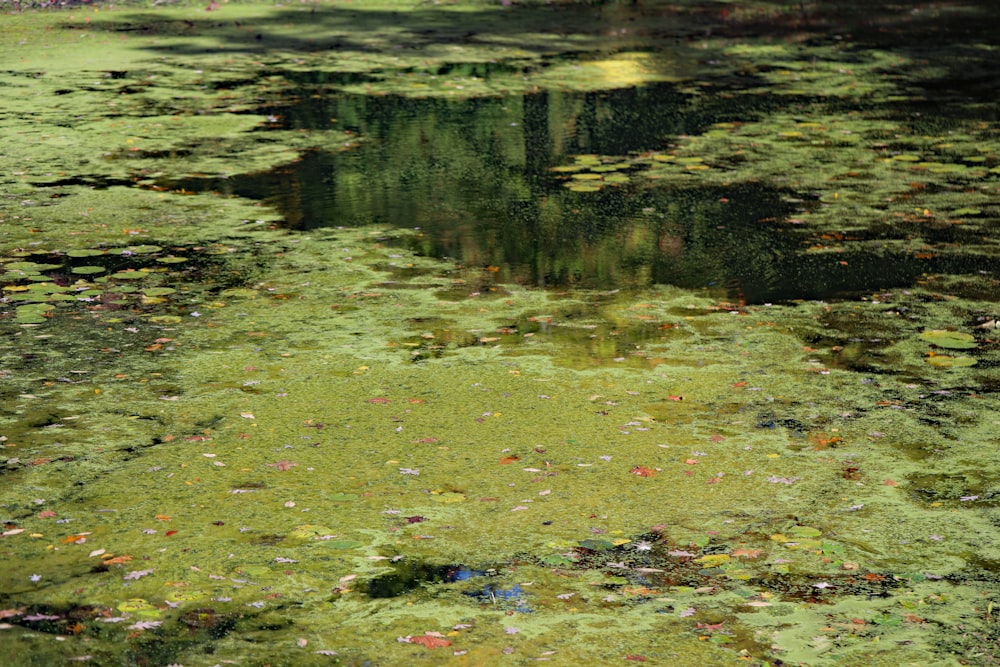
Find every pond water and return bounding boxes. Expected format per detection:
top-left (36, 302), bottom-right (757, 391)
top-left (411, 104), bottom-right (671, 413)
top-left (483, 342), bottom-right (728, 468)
top-left (166, 81), bottom-right (1000, 303)
top-left (1, 1), bottom-right (1000, 666)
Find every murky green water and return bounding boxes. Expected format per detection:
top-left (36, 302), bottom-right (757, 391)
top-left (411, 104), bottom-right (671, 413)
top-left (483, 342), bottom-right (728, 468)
top-left (1, 1), bottom-right (999, 665)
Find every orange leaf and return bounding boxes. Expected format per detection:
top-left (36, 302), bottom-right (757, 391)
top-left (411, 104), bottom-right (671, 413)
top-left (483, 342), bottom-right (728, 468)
top-left (103, 555), bottom-right (133, 566)
top-left (498, 455), bottom-right (520, 465)
top-left (409, 635), bottom-right (452, 649)
top-left (155, 514), bottom-right (171, 521)
top-left (630, 466), bottom-right (657, 477)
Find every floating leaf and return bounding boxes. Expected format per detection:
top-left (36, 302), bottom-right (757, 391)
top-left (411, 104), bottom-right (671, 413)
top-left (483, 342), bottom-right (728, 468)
top-left (116, 599), bottom-right (160, 617)
top-left (919, 330), bottom-right (976, 349)
top-left (287, 525), bottom-right (337, 540)
top-left (408, 635), bottom-right (452, 649)
top-left (6, 261), bottom-right (61, 271)
top-left (789, 526), bottom-right (822, 538)
top-left (71, 266), bottom-right (105, 275)
top-left (926, 355), bottom-right (977, 368)
top-left (694, 554), bottom-right (731, 567)
top-left (579, 538), bottom-right (614, 551)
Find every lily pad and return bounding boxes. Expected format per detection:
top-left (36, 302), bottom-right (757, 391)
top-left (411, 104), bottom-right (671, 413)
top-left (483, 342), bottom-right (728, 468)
top-left (287, 524), bottom-right (337, 540)
top-left (578, 538), bottom-right (614, 550)
top-left (165, 589), bottom-right (209, 603)
top-left (919, 330), bottom-right (977, 349)
top-left (72, 266), bottom-right (106, 275)
top-left (111, 271), bottom-right (149, 280)
top-left (789, 526), bottom-right (822, 538)
top-left (926, 355), bottom-right (977, 368)
top-left (5, 261), bottom-right (61, 272)
top-left (66, 249), bottom-right (106, 258)
top-left (117, 599), bottom-right (161, 618)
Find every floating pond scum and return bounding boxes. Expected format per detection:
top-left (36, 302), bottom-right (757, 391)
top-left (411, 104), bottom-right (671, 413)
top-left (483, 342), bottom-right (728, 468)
top-left (1, 1), bottom-right (1000, 665)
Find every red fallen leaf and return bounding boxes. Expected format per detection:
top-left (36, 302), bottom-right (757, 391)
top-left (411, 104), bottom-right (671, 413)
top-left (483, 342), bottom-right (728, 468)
top-left (37, 511), bottom-right (57, 519)
top-left (409, 635), bottom-right (452, 649)
top-left (625, 656), bottom-right (648, 662)
top-left (407, 398), bottom-right (425, 404)
top-left (165, 530), bottom-right (178, 537)
top-left (684, 459), bottom-right (699, 465)
top-left (666, 395), bottom-right (684, 401)
top-left (697, 622), bottom-right (725, 632)
top-left (366, 397), bottom-right (391, 404)
top-left (630, 466), bottom-right (657, 477)
top-left (498, 455), bottom-right (520, 465)
top-left (405, 516), bottom-right (427, 524)
top-left (732, 381), bottom-right (747, 388)
top-left (709, 434), bottom-right (726, 443)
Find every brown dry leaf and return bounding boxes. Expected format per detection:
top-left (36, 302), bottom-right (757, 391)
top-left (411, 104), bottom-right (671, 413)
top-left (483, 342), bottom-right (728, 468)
top-left (409, 635), bottom-right (452, 649)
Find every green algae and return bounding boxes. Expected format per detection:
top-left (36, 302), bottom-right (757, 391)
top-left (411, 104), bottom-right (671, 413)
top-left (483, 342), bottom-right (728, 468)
top-left (2, 1), bottom-right (1000, 665)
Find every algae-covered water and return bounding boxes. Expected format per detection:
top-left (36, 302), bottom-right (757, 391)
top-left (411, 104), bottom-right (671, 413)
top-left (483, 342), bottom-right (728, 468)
top-left (1, 1), bottom-right (999, 665)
